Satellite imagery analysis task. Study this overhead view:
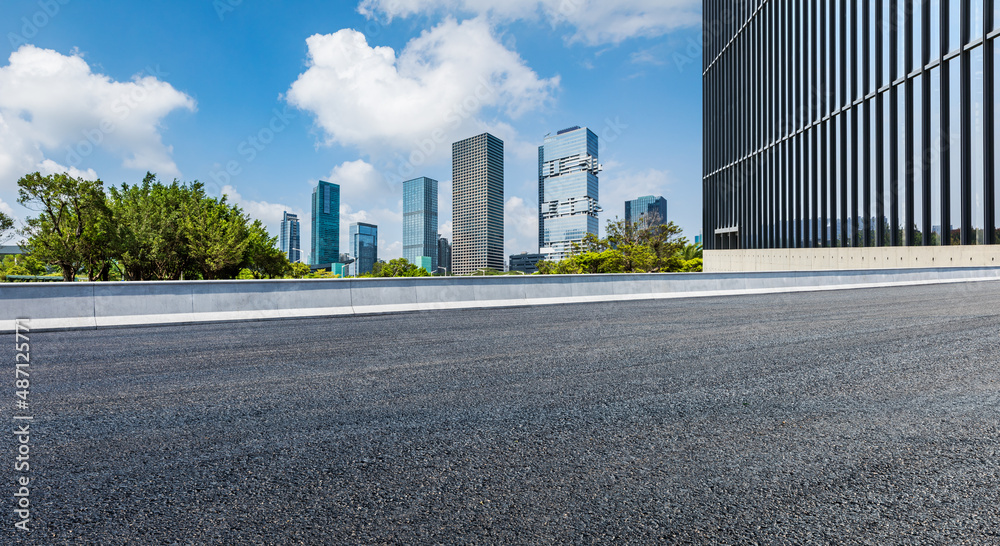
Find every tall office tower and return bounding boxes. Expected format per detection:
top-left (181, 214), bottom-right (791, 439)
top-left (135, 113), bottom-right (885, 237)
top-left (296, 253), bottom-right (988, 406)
top-left (437, 236), bottom-right (451, 273)
top-left (538, 127), bottom-right (602, 261)
top-left (403, 177), bottom-right (438, 271)
top-left (350, 222), bottom-right (378, 276)
top-left (625, 196), bottom-right (668, 227)
top-left (311, 180), bottom-right (340, 265)
top-left (279, 211), bottom-right (301, 263)
top-left (452, 133), bottom-right (504, 275)
top-left (704, 1), bottom-right (1000, 271)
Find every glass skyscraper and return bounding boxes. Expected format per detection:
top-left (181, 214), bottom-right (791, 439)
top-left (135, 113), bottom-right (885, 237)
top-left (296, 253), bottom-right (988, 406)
top-left (311, 180), bottom-right (340, 265)
top-left (705, 0), bottom-right (999, 261)
top-left (403, 177), bottom-right (438, 271)
top-left (625, 196), bottom-right (668, 227)
top-left (453, 133), bottom-right (505, 275)
top-left (538, 127), bottom-right (601, 261)
top-left (438, 236), bottom-right (451, 274)
top-left (350, 222), bottom-right (378, 276)
top-left (279, 211), bottom-right (301, 263)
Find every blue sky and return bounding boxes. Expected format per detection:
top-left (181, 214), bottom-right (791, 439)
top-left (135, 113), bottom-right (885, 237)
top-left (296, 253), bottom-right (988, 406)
top-left (0, 0), bottom-right (703, 262)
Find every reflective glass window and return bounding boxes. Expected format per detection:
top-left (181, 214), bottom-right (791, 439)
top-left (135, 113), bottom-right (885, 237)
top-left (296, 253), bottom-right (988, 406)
top-left (913, 79), bottom-right (924, 244)
top-left (930, 67), bottom-right (943, 245)
top-left (972, 46), bottom-right (985, 244)
top-left (972, 0), bottom-right (984, 41)
top-left (949, 58), bottom-right (961, 244)
top-left (913, 0), bottom-right (923, 70)
top-left (948, 0), bottom-right (960, 53)
top-left (930, 0), bottom-right (941, 58)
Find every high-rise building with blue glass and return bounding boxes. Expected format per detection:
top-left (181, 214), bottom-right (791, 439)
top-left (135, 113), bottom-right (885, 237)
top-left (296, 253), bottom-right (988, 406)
top-left (350, 222), bottom-right (378, 276)
top-left (280, 211), bottom-right (301, 263)
top-left (453, 133), bottom-right (505, 275)
top-left (625, 196), bottom-right (668, 226)
top-left (403, 177), bottom-right (438, 271)
top-left (311, 180), bottom-right (340, 265)
top-left (538, 126), bottom-right (602, 261)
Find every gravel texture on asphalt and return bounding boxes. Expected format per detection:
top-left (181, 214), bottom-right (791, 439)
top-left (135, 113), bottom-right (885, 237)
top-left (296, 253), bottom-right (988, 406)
top-left (4, 281), bottom-right (1000, 545)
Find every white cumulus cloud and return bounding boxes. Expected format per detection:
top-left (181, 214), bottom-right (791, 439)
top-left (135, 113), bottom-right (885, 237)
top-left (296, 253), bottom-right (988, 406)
top-left (286, 18), bottom-right (559, 162)
top-left (357, 0), bottom-right (701, 45)
top-left (0, 45), bottom-right (195, 193)
top-left (504, 195), bottom-right (538, 256)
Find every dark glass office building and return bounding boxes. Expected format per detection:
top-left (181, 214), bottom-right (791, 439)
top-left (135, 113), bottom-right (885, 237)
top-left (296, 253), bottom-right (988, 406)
top-left (403, 177), bottom-right (438, 272)
top-left (350, 222), bottom-right (378, 276)
top-left (625, 195), bottom-right (669, 226)
top-left (311, 180), bottom-right (340, 265)
top-left (704, 1), bottom-right (999, 258)
top-left (280, 211), bottom-right (301, 263)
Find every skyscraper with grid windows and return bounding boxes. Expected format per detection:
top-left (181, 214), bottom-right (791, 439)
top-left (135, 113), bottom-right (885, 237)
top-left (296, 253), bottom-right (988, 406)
top-left (452, 133), bottom-right (504, 275)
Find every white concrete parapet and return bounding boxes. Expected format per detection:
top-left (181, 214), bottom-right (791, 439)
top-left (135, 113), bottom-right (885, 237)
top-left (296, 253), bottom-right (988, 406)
top-left (3, 268), bottom-right (1000, 332)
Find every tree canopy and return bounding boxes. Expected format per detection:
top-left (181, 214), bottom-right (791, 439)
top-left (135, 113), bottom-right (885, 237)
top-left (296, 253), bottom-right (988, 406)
top-left (362, 258), bottom-right (431, 278)
top-left (0, 210), bottom-right (13, 244)
top-left (537, 216), bottom-right (702, 275)
top-left (15, 172), bottom-right (293, 282)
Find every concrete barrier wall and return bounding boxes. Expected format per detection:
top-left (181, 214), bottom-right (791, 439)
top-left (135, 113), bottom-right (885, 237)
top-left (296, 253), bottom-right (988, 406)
top-left (706, 246), bottom-right (1000, 272)
top-left (3, 268), bottom-right (1000, 332)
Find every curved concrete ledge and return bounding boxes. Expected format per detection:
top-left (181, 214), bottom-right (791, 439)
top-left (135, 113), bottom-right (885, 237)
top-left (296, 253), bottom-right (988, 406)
top-left (3, 267), bottom-right (1000, 332)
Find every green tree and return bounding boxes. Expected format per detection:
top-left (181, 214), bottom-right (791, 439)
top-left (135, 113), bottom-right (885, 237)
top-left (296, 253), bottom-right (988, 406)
top-left (365, 258), bottom-right (431, 277)
top-left (539, 214), bottom-right (692, 275)
top-left (239, 219), bottom-right (291, 279)
top-left (17, 172), bottom-right (112, 282)
top-left (183, 196), bottom-right (249, 280)
top-left (107, 174), bottom-right (195, 281)
top-left (681, 242), bottom-right (703, 261)
top-left (288, 262), bottom-right (311, 279)
top-left (0, 210), bottom-right (13, 244)
top-left (0, 254), bottom-right (47, 282)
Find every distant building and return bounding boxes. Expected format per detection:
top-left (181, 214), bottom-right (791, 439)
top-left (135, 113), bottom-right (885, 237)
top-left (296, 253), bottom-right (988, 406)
top-left (437, 236), bottom-right (451, 274)
top-left (309, 262), bottom-right (347, 277)
top-left (311, 180), bottom-right (340, 265)
top-left (279, 211), bottom-right (301, 263)
top-left (509, 253), bottom-right (546, 274)
top-left (625, 195), bottom-right (668, 227)
top-left (453, 133), bottom-right (504, 275)
top-left (416, 256), bottom-right (433, 273)
top-left (539, 126), bottom-right (602, 261)
top-left (403, 177), bottom-right (438, 272)
top-left (350, 222), bottom-right (378, 276)
top-left (0, 246), bottom-right (24, 257)
top-left (694, 234), bottom-right (703, 245)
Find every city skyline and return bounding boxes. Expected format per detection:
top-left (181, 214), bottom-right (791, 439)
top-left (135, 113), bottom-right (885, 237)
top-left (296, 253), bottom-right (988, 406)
top-left (0, 2), bottom-right (701, 264)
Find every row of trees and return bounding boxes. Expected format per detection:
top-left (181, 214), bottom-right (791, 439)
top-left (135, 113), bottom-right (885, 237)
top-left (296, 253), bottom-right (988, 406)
top-left (537, 215), bottom-right (703, 274)
top-left (12, 172), bottom-right (290, 282)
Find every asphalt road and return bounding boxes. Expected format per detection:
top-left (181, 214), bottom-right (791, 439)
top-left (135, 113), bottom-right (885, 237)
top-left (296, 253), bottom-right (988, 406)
top-left (5, 281), bottom-right (1000, 544)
